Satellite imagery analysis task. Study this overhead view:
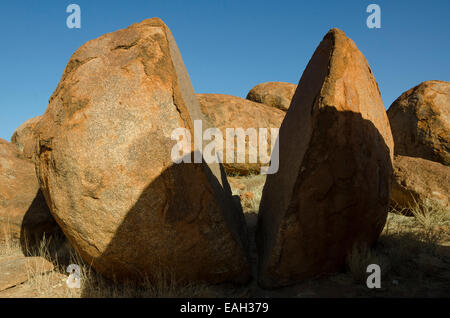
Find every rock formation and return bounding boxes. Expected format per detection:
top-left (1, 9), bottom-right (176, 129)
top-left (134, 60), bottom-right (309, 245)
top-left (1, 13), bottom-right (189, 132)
top-left (0, 138), bottom-right (58, 246)
top-left (392, 155), bottom-right (449, 211)
top-left (11, 116), bottom-right (41, 161)
top-left (256, 28), bottom-right (394, 288)
top-left (33, 18), bottom-right (250, 283)
top-left (197, 93), bottom-right (284, 175)
top-left (246, 82), bottom-right (297, 111)
top-left (387, 80), bottom-right (449, 165)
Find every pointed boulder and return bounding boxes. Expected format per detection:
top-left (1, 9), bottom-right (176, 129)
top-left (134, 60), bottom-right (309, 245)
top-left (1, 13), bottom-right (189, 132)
top-left (256, 29), bottom-right (394, 288)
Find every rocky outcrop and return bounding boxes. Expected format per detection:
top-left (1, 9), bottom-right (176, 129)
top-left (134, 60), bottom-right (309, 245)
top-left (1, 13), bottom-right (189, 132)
top-left (392, 155), bottom-right (449, 211)
top-left (33, 19), bottom-right (250, 283)
top-left (256, 28), bottom-right (394, 288)
top-left (0, 138), bottom-right (58, 246)
top-left (246, 82), bottom-right (297, 111)
top-left (387, 80), bottom-right (450, 165)
top-left (197, 93), bottom-right (284, 175)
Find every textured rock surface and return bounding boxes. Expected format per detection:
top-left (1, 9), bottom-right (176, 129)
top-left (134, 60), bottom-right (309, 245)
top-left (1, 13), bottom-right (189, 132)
top-left (34, 18), bottom-right (250, 283)
top-left (256, 28), bottom-right (394, 288)
top-left (11, 116), bottom-right (42, 160)
top-left (246, 82), bottom-right (297, 111)
top-left (0, 138), bottom-right (58, 245)
top-left (0, 256), bottom-right (54, 291)
top-left (197, 93), bottom-right (284, 175)
top-left (387, 80), bottom-right (450, 165)
top-left (392, 155), bottom-right (449, 210)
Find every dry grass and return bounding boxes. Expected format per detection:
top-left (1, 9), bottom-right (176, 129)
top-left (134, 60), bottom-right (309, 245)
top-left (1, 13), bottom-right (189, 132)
top-left (346, 243), bottom-right (388, 283)
top-left (385, 198), bottom-right (449, 249)
top-left (0, 222), bottom-right (22, 259)
top-left (344, 198), bottom-right (450, 295)
top-left (0, 237), bottom-right (22, 259)
top-left (0, 233), bottom-right (222, 298)
top-left (79, 267), bottom-right (221, 298)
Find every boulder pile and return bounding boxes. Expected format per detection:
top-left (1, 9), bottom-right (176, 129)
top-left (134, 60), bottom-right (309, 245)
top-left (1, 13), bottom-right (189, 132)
top-left (388, 80), bottom-right (450, 211)
top-left (1, 18), bottom-right (447, 289)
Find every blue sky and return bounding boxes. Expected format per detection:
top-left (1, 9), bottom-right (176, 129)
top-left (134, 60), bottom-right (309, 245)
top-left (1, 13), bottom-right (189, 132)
top-left (0, 0), bottom-right (449, 140)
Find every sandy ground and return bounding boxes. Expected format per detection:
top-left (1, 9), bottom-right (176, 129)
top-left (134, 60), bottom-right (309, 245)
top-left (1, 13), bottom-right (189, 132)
top-left (1, 174), bottom-right (449, 298)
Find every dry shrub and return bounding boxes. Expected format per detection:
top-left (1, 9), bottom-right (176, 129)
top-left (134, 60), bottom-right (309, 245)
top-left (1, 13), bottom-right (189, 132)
top-left (346, 243), bottom-right (387, 283)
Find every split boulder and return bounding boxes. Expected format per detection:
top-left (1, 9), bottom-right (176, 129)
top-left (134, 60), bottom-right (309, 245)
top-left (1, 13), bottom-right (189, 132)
top-left (34, 18), bottom-right (250, 283)
top-left (256, 28), bottom-right (394, 288)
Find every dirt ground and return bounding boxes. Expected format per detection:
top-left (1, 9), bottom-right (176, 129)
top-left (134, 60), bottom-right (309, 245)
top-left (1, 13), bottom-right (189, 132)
top-left (1, 174), bottom-right (449, 298)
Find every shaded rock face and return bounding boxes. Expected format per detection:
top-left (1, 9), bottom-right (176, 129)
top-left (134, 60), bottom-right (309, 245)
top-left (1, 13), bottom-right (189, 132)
top-left (246, 82), bottom-right (297, 111)
top-left (11, 116), bottom-right (42, 161)
top-left (0, 139), bottom-right (59, 246)
top-left (392, 155), bottom-right (449, 211)
top-left (387, 80), bottom-right (450, 166)
top-left (256, 29), bottom-right (394, 288)
top-left (34, 18), bottom-right (250, 283)
top-left (197, 93), bottom-right (284, 175)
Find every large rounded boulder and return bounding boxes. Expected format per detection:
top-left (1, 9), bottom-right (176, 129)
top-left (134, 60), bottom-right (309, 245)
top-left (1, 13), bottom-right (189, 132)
top-left (34, 18), bottom-right (250, 283)
top-left (387, 80), bottom-right (450, 165)
top-left (0, 138), bottom-right (58, 246)
top-left (256, 29), bottom-right (394, 288)
top-left (246, 82), bottom-right (297, 111)
top-left (197, 93), bottom-right (284, 175)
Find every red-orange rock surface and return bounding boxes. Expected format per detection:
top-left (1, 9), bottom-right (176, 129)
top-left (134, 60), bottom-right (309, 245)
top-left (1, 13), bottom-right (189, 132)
top-left (387, 80), bottom-right (449, 165)
top-left (392, 155), bottom-right (449, 211)
top-left (34, 18), bottom-right (250, 283)
top-left (197, 93), bottom-right (284, 175)
top-left (246, 82), bottom-right (297, 111)
top-left (256, 28), bottom-right (394, 288)
top-left (0, 138), bottom-right (58, 245)
top-left (11, 116), bottom-right (41, 160)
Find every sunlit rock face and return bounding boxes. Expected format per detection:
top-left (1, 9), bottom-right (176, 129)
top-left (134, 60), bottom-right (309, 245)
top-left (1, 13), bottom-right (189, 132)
top-left (256, 28), bottom-right (394, 288)
top-left (34, 18), bottom-right (250, 284)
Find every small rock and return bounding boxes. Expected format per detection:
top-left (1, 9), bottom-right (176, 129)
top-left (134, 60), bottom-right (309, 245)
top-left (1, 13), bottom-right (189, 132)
top-left (0, 256), bottom-right (54, 291)
top-left (391, 155), bottom-right (449, 211)
top-left (240, 192), bottom-right (254, 202)
top-left (247, 82), bottom-right (297, 111)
